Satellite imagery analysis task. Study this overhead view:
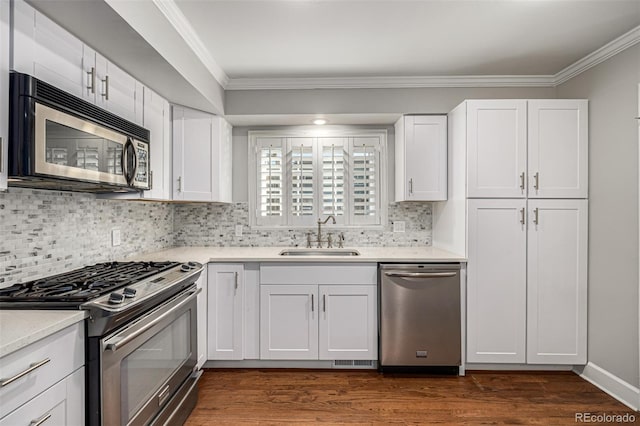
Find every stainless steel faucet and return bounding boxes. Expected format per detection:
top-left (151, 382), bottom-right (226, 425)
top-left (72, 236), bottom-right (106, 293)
top-left (317, 215), bottom-right (336, 248)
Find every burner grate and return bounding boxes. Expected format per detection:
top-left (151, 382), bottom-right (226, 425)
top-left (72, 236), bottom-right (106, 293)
top-left (0, 261), bottom-right (181, 304)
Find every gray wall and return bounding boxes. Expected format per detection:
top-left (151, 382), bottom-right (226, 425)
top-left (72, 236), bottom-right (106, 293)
top-left (225, 86), bottom-right (556, 116)
top-left (557, 44), bottom-right (640, 388)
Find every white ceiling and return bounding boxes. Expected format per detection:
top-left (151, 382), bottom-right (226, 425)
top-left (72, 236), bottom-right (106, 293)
top-left (172, 0), bottom-right (640, 80)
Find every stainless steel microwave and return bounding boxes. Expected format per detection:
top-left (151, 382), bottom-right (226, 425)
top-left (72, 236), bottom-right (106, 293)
top-left (9, 72), bottom-right (150, 192)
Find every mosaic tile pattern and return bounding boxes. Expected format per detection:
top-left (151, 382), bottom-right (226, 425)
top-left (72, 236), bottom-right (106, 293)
top-left (173, 202), bottom-right (432, 248)
top-left (0, 188), bottom-right (174, 285)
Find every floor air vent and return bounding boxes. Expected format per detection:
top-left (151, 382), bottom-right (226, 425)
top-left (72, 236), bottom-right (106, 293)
top-left (332, 360), bottom-right (376, 369)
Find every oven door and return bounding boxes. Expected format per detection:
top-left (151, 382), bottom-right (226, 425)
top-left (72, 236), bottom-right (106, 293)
top-left (101, 286), bottom-right (199, 426)
top-left (34, 102), bottom-right (149, 189)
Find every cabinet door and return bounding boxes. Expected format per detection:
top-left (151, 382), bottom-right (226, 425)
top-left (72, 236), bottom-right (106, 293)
top-left (212, 117), bottom-right (233, 203)
top-left (1, 0), bottom-right (8, 190)
top-left (401, 115), bottom-right (447, 201)
top-left (467, 199), bottom-right (527, 363)
top-left (318, 285), bottom-right (377, 360)
top-left (467, 100), bottom-right (527, 198)
top-left (0, 367), bottom-right (84, 426)
top-left (196, 268), bottom-right (208, 368)
top-left (172, 106), bottom-right (214, 201)
top-left (528, 100), bottom-right (588, 199)
top-left (260, 285), bottom-right (318, 360)
top-left (142, 87), bottom-right (171, 200)
top-left (527, 199), bottom-right (587, 364)
top-left (11, 0), bottom-right (86, 100)
top-left (208, 264), bottom-right (244, 360)
top-left (95, 54), bottom-right (141, 124)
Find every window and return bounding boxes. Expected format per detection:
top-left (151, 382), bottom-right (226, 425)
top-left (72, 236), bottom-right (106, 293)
top-left (249, 130), bottom-right (387, 228)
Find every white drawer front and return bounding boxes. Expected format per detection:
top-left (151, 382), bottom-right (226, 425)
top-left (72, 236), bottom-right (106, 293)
top-left (260, 263), bottom-right (377, 285)
top-left (0, 323), bottom-right (84, 418)
top-left (0, 367), bottom-right (84, 426)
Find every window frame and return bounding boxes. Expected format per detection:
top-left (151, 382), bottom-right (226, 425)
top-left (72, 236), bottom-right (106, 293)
top-left (248, 128), bottom-right (388, 229)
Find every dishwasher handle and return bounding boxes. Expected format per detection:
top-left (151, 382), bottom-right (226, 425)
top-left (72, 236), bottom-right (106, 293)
top-left (383, 271), bottom-right (457, 279)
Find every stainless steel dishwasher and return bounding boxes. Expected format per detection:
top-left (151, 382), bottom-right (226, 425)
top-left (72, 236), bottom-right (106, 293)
top-left (379, 263), bottom-right (461, 371)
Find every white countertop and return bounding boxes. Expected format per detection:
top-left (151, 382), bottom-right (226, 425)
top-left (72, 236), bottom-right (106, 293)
top-left (128, 246), bottom-right (466, 264)
top-left (0, 310), bottom-right (87, 358)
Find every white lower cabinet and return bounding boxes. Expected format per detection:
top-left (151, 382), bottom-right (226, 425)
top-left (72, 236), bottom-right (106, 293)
top-left (208, 264), bottom-right (244, 360)
top-left (0, 322), bottom-right (84, 424)
top-left (0, 367), bottom-right (84, 426)
top-left (196, 266), bottom-right (208, 368)
top-left (260, 285), bottom-right (319, 360)
top-left (207, 263), bottom-right (260, 361)
top-left (259, 263), bottom-right (378, 361)
top-left (466, 199), bottom-right (587, 365)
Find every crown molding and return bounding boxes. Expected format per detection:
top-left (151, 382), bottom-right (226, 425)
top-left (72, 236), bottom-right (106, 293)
top-left (152, 0), bottom-right (229, 88)
top-left (554, 25), bottom-right (640, 86)
top-left (224, 75), bottom-right (557, 90)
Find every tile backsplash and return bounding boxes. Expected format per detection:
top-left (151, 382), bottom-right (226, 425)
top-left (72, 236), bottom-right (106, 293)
top-left (2, 188), bottom-right (433, 285)
top-left (0, 188), bottom-right (174, 285)
top-left (173, 202), bottom-right (432, 248)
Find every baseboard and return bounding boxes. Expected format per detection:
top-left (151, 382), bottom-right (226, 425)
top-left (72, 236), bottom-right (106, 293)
top-left (576, 362), bottom-right (640, 411)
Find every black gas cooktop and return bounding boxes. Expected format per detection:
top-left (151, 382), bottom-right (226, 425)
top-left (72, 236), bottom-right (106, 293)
top-left (0, 261), bottom-right (181, 306)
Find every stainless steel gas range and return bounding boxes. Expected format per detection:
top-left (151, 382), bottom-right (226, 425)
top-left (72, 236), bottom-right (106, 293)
top-left (0, 261), bottom-right (204, 426)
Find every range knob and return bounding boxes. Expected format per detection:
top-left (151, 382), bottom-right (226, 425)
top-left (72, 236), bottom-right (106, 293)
top-left (180, 264), bottom-right (192, 272)
top-left (123, 287), bottom-right (137, 298)
top-left (188, 261), bottom-right (197, 268)
top-left (108, 292), bottom-right (125, 305)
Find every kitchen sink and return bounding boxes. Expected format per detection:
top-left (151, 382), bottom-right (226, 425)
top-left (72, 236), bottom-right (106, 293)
top-left (279, 249), bottom-right (361, 256)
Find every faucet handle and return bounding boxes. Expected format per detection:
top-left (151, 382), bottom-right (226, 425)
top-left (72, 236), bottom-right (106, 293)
top-left (306, 232), bottom-right (313, 248)
top-left (338, 232), bottom-right (345, 248)
top-left (327, 233), bottom-right (333, 248)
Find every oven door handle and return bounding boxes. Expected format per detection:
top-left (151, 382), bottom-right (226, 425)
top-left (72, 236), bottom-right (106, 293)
top-left (105, 288), bottom-right (201, 352)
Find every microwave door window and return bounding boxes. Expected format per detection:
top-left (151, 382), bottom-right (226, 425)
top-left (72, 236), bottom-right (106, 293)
top-left (45, 121), bottom-right (123, 175)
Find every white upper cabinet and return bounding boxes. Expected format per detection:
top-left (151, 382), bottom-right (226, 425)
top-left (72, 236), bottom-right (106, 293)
top-left (395, 115), bottom-right (447, 201)
top-left (172, 105), bottom-right (232, 203)
top-left (142, 87), bottom-right (171, 200)
top-left (527, 100), bottom-right (588, 199)
top-left (527, 199), bottom-right (588, 364)
top-left (1, 0), bottom-right (9, 190)
top-left (466, 199), bottom-right (527, 363)
top-left (466, 100), bottom-right (528, 198)
top-left (10, 0), bottom-right (142, 125)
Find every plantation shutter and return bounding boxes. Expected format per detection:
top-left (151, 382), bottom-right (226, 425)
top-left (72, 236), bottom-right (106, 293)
top-left (350, 136), bottom-right (381, 225)
top-left (319, 138), bottom-right (348, 224)
top-left (257, 137), bottom-right (285, 226)
top-left (288, 138), bottom-right (315, 226)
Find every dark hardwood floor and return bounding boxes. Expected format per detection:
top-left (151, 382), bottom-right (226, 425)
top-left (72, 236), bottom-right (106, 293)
top-left (185, 369), bottom-right (637, 425)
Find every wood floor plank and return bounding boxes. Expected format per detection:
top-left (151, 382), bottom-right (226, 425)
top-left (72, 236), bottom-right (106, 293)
top-left (185, 369), bottom-right (637, 425)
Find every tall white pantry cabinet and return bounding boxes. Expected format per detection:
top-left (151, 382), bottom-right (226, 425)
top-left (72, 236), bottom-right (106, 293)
top-left (439, 99), bottom-right (588, 366)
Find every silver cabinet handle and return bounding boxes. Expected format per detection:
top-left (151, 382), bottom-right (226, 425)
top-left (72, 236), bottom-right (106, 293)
top-left (101, 75), bottom-right (109, 100)
top-left (0, 137), bottom-right (3, 173)
top-left (520, 208), bottom-right (525, 225)
top-left (311, 294), bottom-right (314, 312)
top-left (533, 172), bottom-right (539, 190)
top-left (30, 413), bottom-right (52, 426)
top-left (234, 271), bottom-right (238, 291)
top-left (105, 288), bottom-right (201, 352)
top-left (86, 66), bottom-right (95, 94)
top-left (149, 170), bottom-right (154, 190)
top-left (177, 176), bottom-right (182, 192)
top-left (409, 178), bottom-right (413, 195)
top-left (1, 358), bottom-right (51, 387)
top-left (520, 172), bottom-right (525, 190)
top-left (323, 294), bottom-right (326, 313)
top-left (533, 208), bottom-right (539, 225)
top-left (384, 271), bottom-right (457, 278)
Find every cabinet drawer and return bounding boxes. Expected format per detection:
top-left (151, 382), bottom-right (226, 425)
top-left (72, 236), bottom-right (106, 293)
top-left (0, 367), bottom-right (84, 426)
top-left (260, 263), bottom-right (377, 285)
top-left (0, 323), bottom-right (84, 418)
